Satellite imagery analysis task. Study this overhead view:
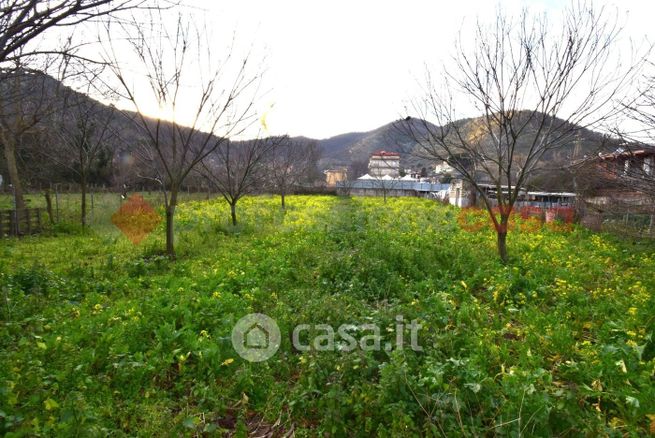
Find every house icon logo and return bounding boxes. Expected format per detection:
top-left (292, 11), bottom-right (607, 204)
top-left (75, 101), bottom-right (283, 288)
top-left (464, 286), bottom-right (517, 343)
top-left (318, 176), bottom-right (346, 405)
top-left (231, 313), bottom-right (281, 362)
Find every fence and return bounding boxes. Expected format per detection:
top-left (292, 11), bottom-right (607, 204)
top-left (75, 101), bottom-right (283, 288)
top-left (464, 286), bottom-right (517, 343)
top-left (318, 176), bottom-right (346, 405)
top-left (0, 185), bottom-right (220, 234)
top-left (581, 210), bottom-right (655, 237)
top-left (0, 208), bottom-right (43, 237)
top-left (518, 205), bottom-right (576, 223)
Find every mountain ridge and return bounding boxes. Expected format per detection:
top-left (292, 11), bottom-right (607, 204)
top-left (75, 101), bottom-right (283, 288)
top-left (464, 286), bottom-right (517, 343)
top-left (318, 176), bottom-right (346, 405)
top-left (0, 72), bottom-right (617, 190)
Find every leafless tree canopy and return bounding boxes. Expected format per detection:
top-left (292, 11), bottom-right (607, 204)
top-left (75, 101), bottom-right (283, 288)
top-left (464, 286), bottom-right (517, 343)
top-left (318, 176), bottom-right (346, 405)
top-left (399, 3), bottom-right (648, 262)
top-left (575, 72), bottom-right (655, 208)
top-left (0, 0), bottom-right (156, 66)
top-left (102, 11), bottom-right (261, 256)
top-left (267, 136), bottom-right (319, 208)
top-left (41, 72), bottom-right (118, 226)
top-left (348, 159), bottom-right (368, 181)
top-left (0, 0), bottom-right (160, 214)
top-left (199, 136), bottom-right (282, 225)
top-left (0, 60), bottom-right (61, 209)
top-left (614, 66), bottom-right (655, 150)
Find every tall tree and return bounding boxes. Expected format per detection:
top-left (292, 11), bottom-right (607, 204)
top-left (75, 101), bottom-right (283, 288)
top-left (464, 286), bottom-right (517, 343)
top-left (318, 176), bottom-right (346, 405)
top-left (268, 136), bottom-right (319, 209)
top-left (45, 81), bottom-right (117, 227)
top-left (400, 3), bottom-right (647, 263)
top-left (0, 0), bottom-right (152, 66)
top-left (103, 13), bottom-right (260, 258)
top-left (0, 63), bottom-right (56, 210)
top-left (0, 0), bottom-right (154, 211)
top-left (199, 136), bottom-right (281, 225)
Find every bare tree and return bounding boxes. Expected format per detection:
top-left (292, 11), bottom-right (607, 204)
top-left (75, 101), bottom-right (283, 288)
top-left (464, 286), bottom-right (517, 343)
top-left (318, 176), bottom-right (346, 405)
top-left (268, 136), bottom-right (319, 209)
top-left (348, 159), bottom-right (368, 180)
top-left (368, 152), bottom-right (400, 203)
top-left (0, 0), bottom-right (158, 213)
top-left (0, 59), bottom-right (58, 210)
top-left (371, 175), bottom-right (398, 203)
top-left (335, 160), bottom-right (365, 196)
top-left (609, 70), bottom-right (655, 202)
top-left (400, 3), bottom-right (646, 263)
top-left (0, 0), bottom-right (155, 66)
top-left (199, 136), bottom-right (281, 226)
top-left (44, 78), bottom-right (117, 227)
top-left (102, 14), bottom-right (260, 258)
top-left (567, 76), bottom-right (655, 233)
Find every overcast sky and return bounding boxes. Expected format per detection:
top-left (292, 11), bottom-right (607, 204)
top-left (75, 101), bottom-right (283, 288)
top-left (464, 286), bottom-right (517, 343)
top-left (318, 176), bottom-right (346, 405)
top-left (122, 0), bottom-right (655, 139)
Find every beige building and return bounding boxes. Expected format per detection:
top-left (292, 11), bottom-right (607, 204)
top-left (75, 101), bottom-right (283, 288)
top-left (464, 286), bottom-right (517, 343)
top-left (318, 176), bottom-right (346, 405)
top-left (449, 179), bottom-right (474, 207)
top-left (324, 168), bottom-right (348, 187)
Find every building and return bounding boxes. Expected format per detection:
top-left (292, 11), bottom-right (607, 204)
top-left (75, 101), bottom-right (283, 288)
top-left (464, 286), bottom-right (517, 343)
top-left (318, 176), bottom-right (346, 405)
top-left (338, 175), bottom-right (575, 221)
top-left (575, 147), bottom-right (655, 232)
top-left (599, 148), bottom-right (655, 180)
top-left (338, 178), bottom-right (449, 198)
top-left (448, 179), bottom-right (473, 207)
top-left (368, 151), bottom-right (400, 178)
top-left (324, 168), bottom-right (348, 187)
top-left (448, 179), bottom-right (576, 211)
top-left (576, 147), bottom-right (654, 208)
top-left (434, 160), bottom-right (455, 176)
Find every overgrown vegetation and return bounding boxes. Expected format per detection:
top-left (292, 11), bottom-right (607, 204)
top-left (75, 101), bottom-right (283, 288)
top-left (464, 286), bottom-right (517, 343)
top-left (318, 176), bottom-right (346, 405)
top-left (1, 196), bottom-right (653, 436)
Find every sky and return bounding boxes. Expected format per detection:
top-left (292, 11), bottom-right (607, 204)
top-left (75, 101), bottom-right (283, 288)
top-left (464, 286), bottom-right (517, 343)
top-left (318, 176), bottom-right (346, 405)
top-left (86, 0), bottom-right (655, 140)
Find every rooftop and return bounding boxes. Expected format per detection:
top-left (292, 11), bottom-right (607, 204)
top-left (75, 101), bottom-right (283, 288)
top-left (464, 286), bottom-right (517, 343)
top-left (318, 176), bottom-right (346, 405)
top-left (599, 147), bottom-right (655, 161)
top-left (371, 150), bottom-right (400, 157)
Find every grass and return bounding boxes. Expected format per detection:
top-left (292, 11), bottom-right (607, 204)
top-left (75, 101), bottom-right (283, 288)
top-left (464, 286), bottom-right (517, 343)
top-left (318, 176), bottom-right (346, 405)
top-left (0, 195), bottom-right (653, 436)
top-left (0, 191), bottom-right (216, 235)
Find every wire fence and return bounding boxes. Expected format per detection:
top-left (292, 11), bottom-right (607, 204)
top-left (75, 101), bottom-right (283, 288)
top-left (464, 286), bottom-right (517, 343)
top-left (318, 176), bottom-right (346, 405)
top-left (0, 185), bottom-right (216, 234)
top-left (583, 211), bottom-right (655, 238)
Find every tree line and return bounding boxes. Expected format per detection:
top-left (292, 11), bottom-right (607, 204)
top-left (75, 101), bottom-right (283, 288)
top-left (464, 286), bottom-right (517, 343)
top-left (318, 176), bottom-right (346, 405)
top-left (0, 2), bottom-right (320, 258)
top-left (1, 1), bottom-right (655, 263)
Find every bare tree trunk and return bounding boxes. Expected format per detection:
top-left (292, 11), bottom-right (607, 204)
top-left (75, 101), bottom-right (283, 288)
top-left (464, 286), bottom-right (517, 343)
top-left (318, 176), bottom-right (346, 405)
top-left (80, 174), bottom-right (87, 228)
top-left (496, 214), bottom-right (510, 264)
top-left (230, 202), bottom-right (237, 226)
top-left (44, 188), bottom-right (54, 224)
top-left (280, 191), bottom-right (286, 210)
top-left (497, 231), bottom-right (508, 264)
top-left (166, 190), bottom-right (178, 259)
top-left (2, 138), bottom-right (25, 211)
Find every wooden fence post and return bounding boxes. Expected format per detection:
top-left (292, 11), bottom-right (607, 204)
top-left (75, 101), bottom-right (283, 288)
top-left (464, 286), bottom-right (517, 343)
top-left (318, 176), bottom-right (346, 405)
top-left (91, 188), bottom-right (95, 224)
top-left (55, 186), bottom-right (60, 223)
top-left (10, 209), bottom-right (17, 236)
top-left (36, 208), bottom-right (41, 232)
top-left (25, 209), bottom-right (31, 234)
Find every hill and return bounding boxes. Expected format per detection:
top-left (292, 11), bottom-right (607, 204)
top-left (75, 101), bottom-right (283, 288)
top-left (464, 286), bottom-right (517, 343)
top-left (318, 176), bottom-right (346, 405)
top-left (314, 113), bottom-right (610, 172)
top-left (312, 118), bottom-right (438, 169)
top-left (0, 72), bottom-right (618, 191)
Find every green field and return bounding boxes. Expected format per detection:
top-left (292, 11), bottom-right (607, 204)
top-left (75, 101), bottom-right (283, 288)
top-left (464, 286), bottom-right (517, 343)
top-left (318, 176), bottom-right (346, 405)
top-left (0, 191), bottom-right (213, 234)
top-left (1, 195), bottom-right (653, 436)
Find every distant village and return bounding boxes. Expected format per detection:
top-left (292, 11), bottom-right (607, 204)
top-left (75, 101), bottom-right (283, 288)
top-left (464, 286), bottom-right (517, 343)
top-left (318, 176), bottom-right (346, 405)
top-left (324, 147), bottom-right (655, 232)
